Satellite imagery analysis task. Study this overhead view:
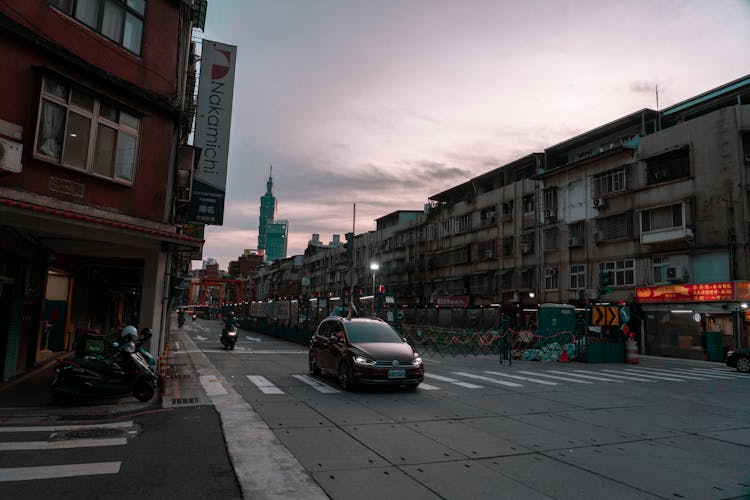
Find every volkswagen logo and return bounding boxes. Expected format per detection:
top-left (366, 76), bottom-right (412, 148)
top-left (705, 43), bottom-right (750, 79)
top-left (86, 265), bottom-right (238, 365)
top-left (392, 360), bottom-right (399, 367)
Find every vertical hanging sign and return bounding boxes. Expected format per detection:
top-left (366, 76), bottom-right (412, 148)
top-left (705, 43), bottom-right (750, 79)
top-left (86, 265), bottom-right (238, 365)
top-left (189, 40), bottom-right (237, 225)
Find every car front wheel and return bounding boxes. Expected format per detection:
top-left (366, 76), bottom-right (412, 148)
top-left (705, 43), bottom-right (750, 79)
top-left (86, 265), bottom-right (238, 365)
top-left (737, 356), bottom-right (750, 373)
top-left (338, 361), bottom-right (352, 390)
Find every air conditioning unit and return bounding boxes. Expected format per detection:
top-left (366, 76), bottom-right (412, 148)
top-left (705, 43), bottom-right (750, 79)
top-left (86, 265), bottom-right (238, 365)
top-left (544, 209), bottom-right (557, 222)
top-left (593, 198), bottom-right (606, 210)
top-left (568, 236), bottom-right (583, 247)
top-left (593, 231), bottom-right (605, 243)
top-left (666, 264), bottom-right (688, 283)
top-left (0, 137), bottom-right (23, 173)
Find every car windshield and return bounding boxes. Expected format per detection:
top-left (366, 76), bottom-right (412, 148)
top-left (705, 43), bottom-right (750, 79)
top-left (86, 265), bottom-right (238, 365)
top-left (345, 322), bottom-right (403, 343)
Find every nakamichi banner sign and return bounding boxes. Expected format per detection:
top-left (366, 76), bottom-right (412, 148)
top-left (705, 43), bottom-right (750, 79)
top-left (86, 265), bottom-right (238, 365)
top-left (189, 40), bottom-right (237, 225)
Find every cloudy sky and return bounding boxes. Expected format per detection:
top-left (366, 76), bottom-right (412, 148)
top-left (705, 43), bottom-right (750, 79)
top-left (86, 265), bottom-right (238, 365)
top-left (192, 0), bottom-right (750, 270)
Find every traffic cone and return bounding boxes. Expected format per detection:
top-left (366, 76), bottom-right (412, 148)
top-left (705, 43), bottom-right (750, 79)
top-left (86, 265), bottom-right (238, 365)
top-left (560, 347), bottom-right (569, 363)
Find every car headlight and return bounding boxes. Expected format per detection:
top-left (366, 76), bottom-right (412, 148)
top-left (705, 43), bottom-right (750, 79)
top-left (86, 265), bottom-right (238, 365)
top-left (412, 352), bottom-right (422, 366)
top-left (353, 355), bottom-right (376, 366)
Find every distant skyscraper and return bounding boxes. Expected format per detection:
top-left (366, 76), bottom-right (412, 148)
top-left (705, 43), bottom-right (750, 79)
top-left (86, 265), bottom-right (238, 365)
top-left (257, 167), bottom-right (288, 262)
top-left (265, 219), bottom-right (288, 262)
top-left (258, 166), bottom-right (277, 254)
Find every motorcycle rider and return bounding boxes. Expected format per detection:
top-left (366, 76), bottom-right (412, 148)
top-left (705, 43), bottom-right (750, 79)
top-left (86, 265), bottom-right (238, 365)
top-left (177, 308), bottom-right (186, 327)
top-left (222, 311), bottom-right (238, 338)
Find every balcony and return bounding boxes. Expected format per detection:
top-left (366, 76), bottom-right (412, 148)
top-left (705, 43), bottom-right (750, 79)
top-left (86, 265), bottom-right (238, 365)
top-left (640, 226), bottom-right (694, 245)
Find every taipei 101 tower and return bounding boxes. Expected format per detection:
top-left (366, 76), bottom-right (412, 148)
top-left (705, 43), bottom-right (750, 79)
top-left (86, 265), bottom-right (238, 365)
top-left (258, 167), bottom-right (288, 262)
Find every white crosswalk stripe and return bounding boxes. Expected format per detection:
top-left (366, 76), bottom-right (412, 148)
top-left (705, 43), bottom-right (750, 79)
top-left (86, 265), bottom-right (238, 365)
top-left (0, 421), bottom-right (138, 481)
top-left (626, 367), bottom-right (711, 381)
top-left (483, 370), bottom-right (559, 386)
top-left (516, 370), bottom-right (592, 384)
top-left (247, 375), bottom-right (285, 394)
top-left (424, 373), bottom-right (483, 388)
top-left (577, 369), bottom-right (654, 383)
top-left (417, 383), bottom-right (440, 390)
top-left (292, 374), bottom-right (341, 393)
top-left (551, 370), bottom-right (624, 383)
top-left (689, 367), bottom-right (748, 378)
top-left (451, 371), bottom-right (524, 387)
top-left (665, 368), bottom-right (735, 379)
top-left (618, 369), bottom-right (686, 382)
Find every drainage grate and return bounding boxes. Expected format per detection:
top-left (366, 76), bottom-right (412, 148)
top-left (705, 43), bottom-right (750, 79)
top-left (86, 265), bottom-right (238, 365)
top-left (169, 363), bottom-right (188, 367)
top-left (169, 374), bottom-right (191, 379)
top-left (172, 397), bottom-right (200, 404)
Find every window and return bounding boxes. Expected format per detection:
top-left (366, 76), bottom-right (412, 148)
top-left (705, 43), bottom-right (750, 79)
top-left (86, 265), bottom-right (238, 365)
top-left (502, 236), bottom-right (514, 257)
top-left (599, 259), bottom-right (635, 287)
top-left (570, 264), bottom-right (585, 289)
top-left (543, 227), bottom-right (558, 251)
top-left (478, 240), bottom-right (495, 261)
top-left (544, 267), bottom-right (559, 291)
top-left (646, 148), bottom-right (691, 185)
top-left (568, 221), bottom-right (585, 246)
top-left (640, 202), bottom-right (691, 233)
top-left (500, 270), bottom-right (513, 290)
top-left (520, 232), bottom-right (534, 254)
top-left (592, 166), bottom-right (630, 197)
top-left (520, 268), bottom-right (535, 289)
top-left (35, 75), bottom-right (140, 184)
top-left (523, 194), bottom-right (535, 213)
top-left (51, 0), bottom-right (146, 55)
top-left (595, 212), bottom-right (633, 241)
top-left (543, 188), bottom-right (558, 213)
top-left (652, 257), bottom-right (669, 284)
top-left (480, 207), bottom-right (496, 226)
top-left (502, 200), bottom-right (514, 220)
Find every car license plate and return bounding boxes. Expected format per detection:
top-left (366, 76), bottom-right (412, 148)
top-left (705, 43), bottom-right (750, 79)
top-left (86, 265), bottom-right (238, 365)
top-left (388, 369), bottom-right (405, 379)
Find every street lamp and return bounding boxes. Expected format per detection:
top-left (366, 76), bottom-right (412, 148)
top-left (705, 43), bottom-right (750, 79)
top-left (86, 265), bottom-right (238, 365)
top-left (370, 263), bottom-right (379, 294)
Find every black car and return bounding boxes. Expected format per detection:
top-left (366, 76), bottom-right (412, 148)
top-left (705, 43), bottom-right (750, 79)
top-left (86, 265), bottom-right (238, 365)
top-left (308, 316), bottom-right (424, 389)
top-left (726, 348), bottom-right (750, 373)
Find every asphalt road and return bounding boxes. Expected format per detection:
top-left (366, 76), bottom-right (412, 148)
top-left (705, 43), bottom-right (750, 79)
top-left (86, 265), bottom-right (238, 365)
top-left (7, 319), bottom-right (748, 499)
top-left (187, 319), bottom-right (750, 500)
top-left (0, 404), bottom-right (242, 499)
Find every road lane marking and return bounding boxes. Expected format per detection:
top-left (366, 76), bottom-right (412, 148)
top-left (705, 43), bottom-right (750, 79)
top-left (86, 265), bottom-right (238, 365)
top-left (547, 370), bottom-right (624, 383)
top-left (618, 369), bottom-right (686, 382)
top-left (674, 368), bottom-right (741, 379)
top-left (517, 371), bottom-right (592, 384)
top-left (200, 375), bottom-right (228, 396)
top-left (690, 367), bottom-right (748, 377)
top-left (0, 421), bottom-right (133, 433)
top-left (293, 375), bottom-right (341, 393)
top-left (635, 367), bottom-right (726, 380)
top-left (418, 383), bottom-right (440, 390)
top-left (0, 438), bottom-right (127, 451)
top-left (628, 367), bottom-right (711, 380)
top-left (452, 371), bottom-right (523, 387)
top-left (424, 373), bottom-right (483, 388)
top-left (245, 336), bottom-right (261, 342)
top-left (582, 369), bottom-right (655, 382)
top-left (482, 370), bottom-right (558, 386)
top-left (0, 462), bottom-right (121, 481)
top-left (247, 375), bottom-right (285, 394)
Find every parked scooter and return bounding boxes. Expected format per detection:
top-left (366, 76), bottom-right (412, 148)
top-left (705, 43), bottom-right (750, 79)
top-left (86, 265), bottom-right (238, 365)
top-left (221, 324), bottom-right (238, 350)
top-left (82, 327), bottom-right (155, 369)
top-left (192, 313), bottom-right (197, 322)
top-left (51, 326), bottom-right (157, 405)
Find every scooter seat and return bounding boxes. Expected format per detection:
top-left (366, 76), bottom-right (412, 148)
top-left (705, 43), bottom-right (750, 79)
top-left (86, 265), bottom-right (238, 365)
top-left (75, 357), bottom-right (119, 373)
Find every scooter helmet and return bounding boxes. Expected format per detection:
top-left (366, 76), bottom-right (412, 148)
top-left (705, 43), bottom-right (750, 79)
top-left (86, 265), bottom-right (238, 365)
top-left (121, 325), bottom-right (138, 340)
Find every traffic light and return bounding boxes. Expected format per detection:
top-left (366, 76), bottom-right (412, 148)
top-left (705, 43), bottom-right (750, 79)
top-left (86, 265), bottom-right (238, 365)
top-left (343, 232), bottom-right (354, 266)
top-left (599, 268), bottom-right (613, 295)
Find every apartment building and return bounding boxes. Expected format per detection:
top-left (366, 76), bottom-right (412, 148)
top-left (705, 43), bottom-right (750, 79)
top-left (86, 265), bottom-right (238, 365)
top-left (279, 75), bottom-right (750, 360)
